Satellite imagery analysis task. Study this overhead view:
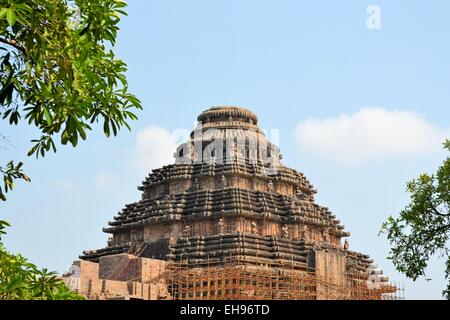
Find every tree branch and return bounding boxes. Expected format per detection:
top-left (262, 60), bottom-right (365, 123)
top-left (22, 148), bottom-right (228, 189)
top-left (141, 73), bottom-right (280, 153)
top-left (0, 132), bottom-right (14, 150)
top-left (430, 202), bottom-right (450, 217)
top-left (0, 36), bottom-right (27, 55)
top-left (421, 224), bottom-right (450, 243)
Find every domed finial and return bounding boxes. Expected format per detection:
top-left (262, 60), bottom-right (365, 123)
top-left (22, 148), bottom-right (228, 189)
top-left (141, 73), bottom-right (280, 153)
top-left (197, 106), bottom-right (258, 126)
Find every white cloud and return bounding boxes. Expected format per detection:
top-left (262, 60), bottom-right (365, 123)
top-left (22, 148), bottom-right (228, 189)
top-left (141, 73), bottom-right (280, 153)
top-left (294, 107), bottom-right (449, 164)
top-left (130, 126), bottom-right (188, 174)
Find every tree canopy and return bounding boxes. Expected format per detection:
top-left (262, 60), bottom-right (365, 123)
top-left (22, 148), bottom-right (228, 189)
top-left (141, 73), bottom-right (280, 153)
top-left (0, 0), bottom-right (141, 300)
top-left (0, 0), bottom-right (142, 200)
top-left (381, 140), bottom-right (450, 299)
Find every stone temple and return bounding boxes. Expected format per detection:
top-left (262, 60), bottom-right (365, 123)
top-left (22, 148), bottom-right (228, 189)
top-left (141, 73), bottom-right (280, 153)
top-left (63, 106), bottom-right (399, 300)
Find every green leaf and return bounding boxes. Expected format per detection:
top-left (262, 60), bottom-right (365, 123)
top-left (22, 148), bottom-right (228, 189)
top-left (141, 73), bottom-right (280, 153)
top-left (15, 3), bottom-right (32, 13)
top-left (43, 107), bottom-right (52, 125)
top-left (61, 130), bottom-right (70, 145)
top-left (103, 119), bottom-right (110, 137)
top-left (69, 131), bottom-right (78, 147)
top-left (6, 8), bottom-right (16, 26)
top-left (0, 8), bottom-right (8, 19)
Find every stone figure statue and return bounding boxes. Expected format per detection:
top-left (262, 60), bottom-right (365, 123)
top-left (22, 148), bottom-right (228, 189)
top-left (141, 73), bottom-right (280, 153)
top-left (107, 237), bottom-right (114, 247)
top-left (282, 224), bottom-right (289, 239)
top-left (267, 180), bottom-right (274, 192)
top-left (251, 221), bottom-right (258, 234)
top-left (343, 239), bottom-right (349, 251)
top-left (323, 228), bottom-right (330, 243)
top-left (218, 218), bottom-right (225, 234)
top-left (301, 225), bottom-right (308, 239)
top-left (221, 175), bottom-right (227, 188)
top-left (183, 225), bottom-right (191, 238)
top-left (193, 178), bottom-right (199, 190)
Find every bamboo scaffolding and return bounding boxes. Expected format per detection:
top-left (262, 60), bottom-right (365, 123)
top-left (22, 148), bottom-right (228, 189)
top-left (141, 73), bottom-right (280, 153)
top-left (161, 253), bottom-right (400, 300)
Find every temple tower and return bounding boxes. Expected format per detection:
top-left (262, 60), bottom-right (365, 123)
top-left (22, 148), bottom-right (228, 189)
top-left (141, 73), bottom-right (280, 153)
top-left (75, 106), bottom-right (397, 300)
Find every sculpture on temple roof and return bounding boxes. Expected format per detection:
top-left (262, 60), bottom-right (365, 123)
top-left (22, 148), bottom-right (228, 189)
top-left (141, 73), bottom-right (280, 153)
top-left (218, 218), bottom-right (225, 234)
top-left (290, 200), bottom-right (297, 212)
top-left (183, 225), bottom-right (191, 238)
top-left (322, 228), bottom-right (330, 243)
top-left (282, 224), bottom-right (289, 239)
top-left (343, 239), bottom-right (350, 251)
top-left (107, 237), bottom-right (114, 247)
top-left (193, 178), bottom-right (199, 191)
top-left (220, 175), bottom-right (227, 188)
top-left (301, 225), bottom-right (308, 239)
top-left (251, 221), bottom-right (258, 234)
top-left (267, 180), bottom-right (274, 192)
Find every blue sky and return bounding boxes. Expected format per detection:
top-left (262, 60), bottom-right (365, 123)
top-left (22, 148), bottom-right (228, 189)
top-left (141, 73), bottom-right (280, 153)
top-left (2, 0), bottom-right (450, 299)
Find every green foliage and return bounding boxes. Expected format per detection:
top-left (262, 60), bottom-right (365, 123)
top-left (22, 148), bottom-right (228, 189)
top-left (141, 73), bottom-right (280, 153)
top-left (0, 220), bottom-right (84, 299)
top-left (381, 139), bottom-right (450, 299)
top-left (0, 161), bottom-right (29, 200)
top-left (0, 0), bottom-right (142, 200)
top-left (0, 0), bottom-right (140, 300)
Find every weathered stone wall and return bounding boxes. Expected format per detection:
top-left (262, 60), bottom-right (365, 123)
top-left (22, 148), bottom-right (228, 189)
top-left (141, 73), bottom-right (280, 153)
top-left (140, 258), bottom-right (166, 282)
top-left (138, 216), bottom-right (340, 246)
top-left (98, 254), bottom-right (167, 283)
top-left (314, 249), bottom-right (348, 300)
top-left (75, 260), bottom-right (99, 297)
top-left (65, 256), bottom-right (169, 300)
top-left (145, 176), bottom-right (299, 201)
top-left (144, 222), bottom-right (183, 243)
top-left (99, 254), bottom-right (138, 281)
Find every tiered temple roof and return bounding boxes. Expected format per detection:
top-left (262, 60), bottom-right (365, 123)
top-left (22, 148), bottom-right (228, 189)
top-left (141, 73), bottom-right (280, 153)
top-left (78, 106), bottom-right (394, 299)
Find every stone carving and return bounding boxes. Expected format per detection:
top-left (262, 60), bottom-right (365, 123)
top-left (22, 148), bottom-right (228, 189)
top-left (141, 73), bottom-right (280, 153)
top-left (251, 221), bottom-right (258, 234)
top-left (290, 201), bottom-right (296, 213)
top-left (183, 225), bottom-right (191, 238)
top-left (193, 178), bottom-right (199, 191)
top-left (107, 237), bottom-right (114, 247)
top-left (301, 225), bottom-right (308, 239)
top-left (218, 218), bottom-right (225, 234)
top-left (282, 224), bottom-right (289, 239)
top-left (221, 175), bottom-right (227, 188)
top-left (267, 180), bottom-right (274, 192)
top-left (343, 239), bottom-right (349, 251)
top-left (322, 228), bottom-right (330, 243)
